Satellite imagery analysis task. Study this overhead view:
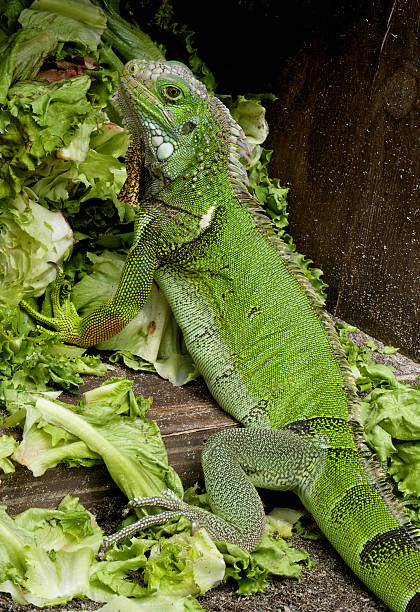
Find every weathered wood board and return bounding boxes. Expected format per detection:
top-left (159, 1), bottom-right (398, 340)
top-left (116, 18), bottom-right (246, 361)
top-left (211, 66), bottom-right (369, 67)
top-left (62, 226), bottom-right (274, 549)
top-left (266, 0), bottom-right (420, 360)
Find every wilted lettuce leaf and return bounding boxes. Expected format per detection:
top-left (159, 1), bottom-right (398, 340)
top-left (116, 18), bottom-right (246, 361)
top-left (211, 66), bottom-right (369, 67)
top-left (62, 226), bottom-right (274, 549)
top-left (12, 378), bottom-right (183, 501)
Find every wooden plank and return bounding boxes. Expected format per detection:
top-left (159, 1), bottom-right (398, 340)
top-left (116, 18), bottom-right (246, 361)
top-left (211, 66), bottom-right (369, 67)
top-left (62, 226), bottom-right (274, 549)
top-left (0, 368), bottom-right (237, 515)
top-left (265, 0), bottom-right (419, 359)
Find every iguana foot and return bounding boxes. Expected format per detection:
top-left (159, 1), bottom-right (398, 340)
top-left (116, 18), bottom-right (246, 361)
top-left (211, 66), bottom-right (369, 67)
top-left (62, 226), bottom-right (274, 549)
top-left (99, 489), bottom-right (203, 557)
top-left (20, 262), bottom-right (89, 346)
top-left (99, 485), bottom-right (264, 558)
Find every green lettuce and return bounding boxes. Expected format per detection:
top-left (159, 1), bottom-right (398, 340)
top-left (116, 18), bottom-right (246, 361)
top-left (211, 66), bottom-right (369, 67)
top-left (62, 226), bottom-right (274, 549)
top-left (98, 0), bottom-right (165, 62)
top-left (361, 386), bottom-right (420, 498)
top-left (0, 27), bottom-right (57, 103)
top-left (144, 529), bottom-right (225, 596)
top-left (230, 95), bottom-right (270, 148)
top-left (12, 378), bottom-right (183, 500)
top-left (19, 0), bottom-right (107, 51)
top-left (337, 323), bottom-right (420, 504)
top-left (0, 303), bottom-right (108, 419)
top-left (0, 434), bottom-right (18, 474)
top-left (72, 250), bottom-right (199, 385)
top-left (0, 193), bottom-right (73, 307)
top-left (0, 494), bottom-right (103, 607)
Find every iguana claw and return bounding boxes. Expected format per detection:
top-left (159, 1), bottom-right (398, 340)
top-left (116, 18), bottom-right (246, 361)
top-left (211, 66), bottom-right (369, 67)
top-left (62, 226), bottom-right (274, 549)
top-left (20, 262), bottom-right (85, 345)
top-left (99, 489), bottom-right (208, 557)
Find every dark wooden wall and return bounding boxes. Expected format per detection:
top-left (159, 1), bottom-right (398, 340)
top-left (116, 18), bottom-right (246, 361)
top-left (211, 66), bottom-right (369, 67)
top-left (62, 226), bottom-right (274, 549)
top-left (171, 0), bottom-right (420, 360)
top-left (265, 0), bottom-right (420, 360)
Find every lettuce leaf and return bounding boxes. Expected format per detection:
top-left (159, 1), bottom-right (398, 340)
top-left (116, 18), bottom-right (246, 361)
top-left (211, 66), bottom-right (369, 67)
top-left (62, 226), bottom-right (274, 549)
top-left (0, 27), bottom-right (57, 103)
top-left (0, 434), bottom-right (18, 474)
top-left (0, 494), bottom-right (103, 607)
top-left (144, 529), bottom-right (225, 596)
top-left (98, 0), bottom-right (165, 62)
top-left (337, 322), bottom-right (420, 504)
top-left (12, 378), bottom-right (184, 501)
top-left (71, 250), bottom-right (199, 385)
top-left (19, 0), bottom-right (106, 51)
top-left (0, 193), bottom-right (73, 307)
top-left (0, 303), bottom-right (108, 419)
top-left (96, 593), bottom-right (205, 611)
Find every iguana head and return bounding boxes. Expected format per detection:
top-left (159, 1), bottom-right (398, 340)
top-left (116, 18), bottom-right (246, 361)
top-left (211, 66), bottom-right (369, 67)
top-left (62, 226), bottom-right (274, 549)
top-left (115, 59), bottom-right (210, 176)
top-left (115, 59), bottom-right (250, 186)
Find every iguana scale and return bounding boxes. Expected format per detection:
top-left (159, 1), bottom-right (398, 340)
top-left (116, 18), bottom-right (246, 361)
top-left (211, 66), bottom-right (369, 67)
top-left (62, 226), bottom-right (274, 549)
top-left (21, 59), bottom-right (420, 612)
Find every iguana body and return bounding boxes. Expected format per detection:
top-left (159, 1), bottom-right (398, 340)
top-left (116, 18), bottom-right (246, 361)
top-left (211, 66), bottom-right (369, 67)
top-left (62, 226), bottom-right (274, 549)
top-left (22, 60), bottom-right (420, 612)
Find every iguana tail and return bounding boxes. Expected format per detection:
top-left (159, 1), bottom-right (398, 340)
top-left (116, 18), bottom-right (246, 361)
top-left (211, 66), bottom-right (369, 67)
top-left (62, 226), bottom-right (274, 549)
top-left (293, 417), bottom-right (420, 612)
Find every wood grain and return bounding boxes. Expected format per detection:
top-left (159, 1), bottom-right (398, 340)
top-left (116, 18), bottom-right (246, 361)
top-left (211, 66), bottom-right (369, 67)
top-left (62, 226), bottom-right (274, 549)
top-left (265, 0), bottom-right (419, 359)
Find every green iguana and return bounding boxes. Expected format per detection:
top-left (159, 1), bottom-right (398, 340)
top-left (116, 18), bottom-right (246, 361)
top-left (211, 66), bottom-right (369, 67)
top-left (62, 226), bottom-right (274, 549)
top-left (21, 59), bottom-right (420, 612)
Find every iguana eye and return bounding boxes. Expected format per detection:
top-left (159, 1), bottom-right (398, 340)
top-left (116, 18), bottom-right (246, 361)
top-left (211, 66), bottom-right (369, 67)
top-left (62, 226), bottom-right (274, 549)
top-left (163, 85), bottom-right (182, 100)
top-left (128, 63), bottom-right (138, 74)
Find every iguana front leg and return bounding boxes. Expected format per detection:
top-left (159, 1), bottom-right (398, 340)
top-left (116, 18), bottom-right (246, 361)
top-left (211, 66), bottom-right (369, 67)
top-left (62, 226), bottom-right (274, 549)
top-left (100, 427), bottom-right (324, 553)
top-left (21, 215), bottom-right (157, 347)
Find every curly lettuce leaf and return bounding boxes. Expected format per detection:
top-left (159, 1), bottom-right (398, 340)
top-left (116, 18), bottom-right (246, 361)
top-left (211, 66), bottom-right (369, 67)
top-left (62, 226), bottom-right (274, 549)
top-left (389, 441), bottom-right (420, 498)
top-left (144, 529), bottom-right (225, 597)
top-left (0, 303), bottom-right (108, 419)
top-left (0, 494), bottom-right (103, 607)
top-left (337, 322), bottom-right (420, 503)
top-left (361, 386), bottom-right (420, 498)
top-left (0, 193), bottom-right (73, 307)
top-left (216, 525), bottom-right (312, 596)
